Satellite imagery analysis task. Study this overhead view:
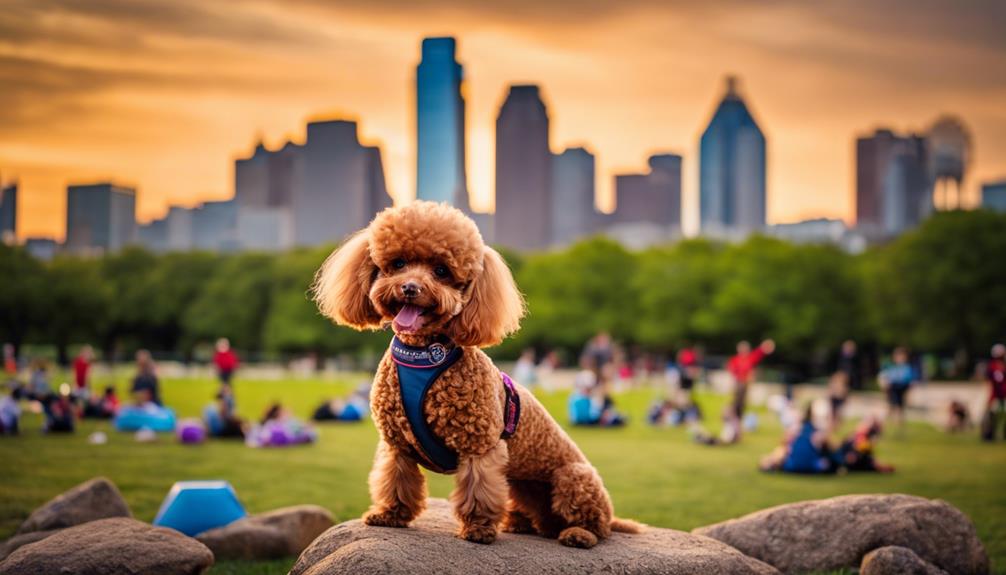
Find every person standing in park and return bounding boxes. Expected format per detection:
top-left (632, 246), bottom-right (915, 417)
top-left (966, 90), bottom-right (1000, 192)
top-left (3, 344), bottom-right (16, 383)
top-left (837, 340), bottom-right (862, 391)
top-left (878, 347), bottom-right (916, 433)
top-left (727, 339), bottom-right (775, 419)
top-left (73, 345), bottom-right (94, 392)
top-left (131, 349), bottom-right (162, 406)
top-left (981, 343), bottom-right (1006, 441)
top-left (213, 338), bottom-right (239, 389)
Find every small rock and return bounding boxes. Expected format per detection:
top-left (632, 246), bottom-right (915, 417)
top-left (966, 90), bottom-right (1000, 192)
top-left (693, 494), bottom-right (988, 575)
top-left (0, 517), bottom-right (214, 575)
top-left (861, 546), bottom-right (949, 575)
top-left (16, 477), bottom-right (131, 534)
top-left (197, 504), bottom-right (335, 560)
top-left (0, 530), bottom-right (58, 561)
top-left (290, 498), bottom-right (779, 575)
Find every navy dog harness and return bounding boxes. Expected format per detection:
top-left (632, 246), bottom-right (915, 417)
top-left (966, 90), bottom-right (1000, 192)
top-left (390, 336), bottom-right (521, 474)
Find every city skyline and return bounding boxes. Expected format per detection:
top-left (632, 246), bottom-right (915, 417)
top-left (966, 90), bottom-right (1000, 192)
top-left (3, 0), bottom-right (1005, 240)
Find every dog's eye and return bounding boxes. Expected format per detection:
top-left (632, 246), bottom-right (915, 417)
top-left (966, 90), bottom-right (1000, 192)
top-left (433, 265), bottom-right (450, 279)
top-left (391, 258), bottom-right (407, 270)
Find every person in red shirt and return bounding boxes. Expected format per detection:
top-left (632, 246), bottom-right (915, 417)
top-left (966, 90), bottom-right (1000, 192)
top-left (73, 345), bottom-right (94, 390)
top-left (727, 339), bottom-right (775, 418)
top-left (213, 338), bottom-right (239, 387)
top-left (987, 344), bottom-right (1006, 410)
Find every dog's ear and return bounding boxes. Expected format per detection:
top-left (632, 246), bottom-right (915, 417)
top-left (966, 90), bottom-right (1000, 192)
top-left (450, 246), bottom-right (526, 347)
top-left (311, 231), bottom-right (382, 330)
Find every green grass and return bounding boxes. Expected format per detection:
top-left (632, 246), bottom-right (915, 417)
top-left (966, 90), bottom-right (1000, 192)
top-left (1, 374), bottom-right (1004, 574)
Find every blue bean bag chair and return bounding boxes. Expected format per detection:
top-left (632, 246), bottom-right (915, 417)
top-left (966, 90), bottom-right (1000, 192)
top-left (114, 404), bottom-right (176, 432)
top-left (153, 480), bottom-right (246, 536)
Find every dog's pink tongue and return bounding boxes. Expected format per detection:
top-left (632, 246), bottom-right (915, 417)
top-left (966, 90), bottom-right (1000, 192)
top-left (393, 304), bottom-right (424, 332)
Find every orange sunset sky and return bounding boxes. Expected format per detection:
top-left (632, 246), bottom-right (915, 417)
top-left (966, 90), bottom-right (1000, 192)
top-left (2, 0), bottom-right (1005, 240)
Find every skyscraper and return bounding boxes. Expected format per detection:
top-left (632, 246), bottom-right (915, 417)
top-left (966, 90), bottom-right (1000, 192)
top-left (416, 37), bottom-right (468, 208)
top-left (613, 154), bottom-right (682, 230)
top-left (294, 119), bottom-right (392, 246)
top-left (551, 147), bottom-right (597, 246)
top-left (856, 129), bottom-right (931, 236)
top-left (0, 181), bottom-right (16, 245)
top-left (699, 76), bottom-right (767, 236)
top-left (982, 180), bottom-right (1006, 212)
top-left (495, 85), bottom-right (551, 251)
top-left (65, 182), bottom-right (137, 254)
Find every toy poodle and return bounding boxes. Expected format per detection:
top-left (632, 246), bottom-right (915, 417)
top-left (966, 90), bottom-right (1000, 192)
top-left (312, 201), bottom-right (640, 548)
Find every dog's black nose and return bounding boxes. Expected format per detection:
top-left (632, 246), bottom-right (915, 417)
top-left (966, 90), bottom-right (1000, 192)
top-left (402, 282), bottom-right (421, 298)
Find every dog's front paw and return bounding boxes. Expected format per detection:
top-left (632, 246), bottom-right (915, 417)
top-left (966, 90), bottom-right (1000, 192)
top-left (558, 526), bottom-right (598, 549)
top-left (363, 509), bottom-right (411, 528)
top-left (458, 524), bottom-right (498, 544)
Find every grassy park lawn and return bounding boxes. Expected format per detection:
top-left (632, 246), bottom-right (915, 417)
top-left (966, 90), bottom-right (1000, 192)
top-left (1, 373), bottom-right (1004, 574)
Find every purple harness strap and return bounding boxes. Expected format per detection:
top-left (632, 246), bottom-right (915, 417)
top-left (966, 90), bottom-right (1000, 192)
top-left (501, 372), bottom-right (521, 439)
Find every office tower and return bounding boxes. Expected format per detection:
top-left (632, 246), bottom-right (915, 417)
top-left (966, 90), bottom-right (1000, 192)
top-left (0, 181), bottom-right (16, 244)
top-left (65, 183), bottom-right (137, 254)
top-left (235, 142), bottom-right (271, 208)
top-left (699, 76), bottom-right (767, 236)
top-left (551, 147), bottom-right (597, 246)
top-left (981, 180), bottom-right (1006, 212)
top-left (293, 119), bottom-right (392, 246)
top-left (138, 218), bottom-right (169, 253)
top-left (192, 200), bottom-right (238, 250)
top-left (856, 129), bottom-right (931, 236)
top-left (495, 85), bottom-right (551, 251)
top-left (235, 141), bottom-right (300, 209)
top-left (416, 37), bottom-right (469, 209)
top-left (613, 154), bottom-right (682, 230)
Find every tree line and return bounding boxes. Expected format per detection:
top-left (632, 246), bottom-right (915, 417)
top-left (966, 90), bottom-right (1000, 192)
top-left (2, 210), bottom-right (1004, 376)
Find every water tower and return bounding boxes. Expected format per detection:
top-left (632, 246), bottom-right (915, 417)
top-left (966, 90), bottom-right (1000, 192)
top-left (927, 115), bottom-right (971, 210)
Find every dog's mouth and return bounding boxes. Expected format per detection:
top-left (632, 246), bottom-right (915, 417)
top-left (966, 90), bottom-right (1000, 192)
top-left (392, 303), bottom-right (430, 333)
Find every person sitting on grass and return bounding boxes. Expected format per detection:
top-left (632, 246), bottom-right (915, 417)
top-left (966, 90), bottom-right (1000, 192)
top-left (569, 359), bottom-right (625, 427)
top-left (82, 386), bottom-right (119, 419)
top-left (28, 359), bottom-right (51, 401)
top-left (835, 416), bottom-right (894, 473)
top-left (692, 405), bottom-right (743, 446)
top-left (947, 400), bottom-right (971, 433)
top-left (41, 385), bottom-right (76, 433)
top-left (130, 349), bottom-right (162, 406)
top-left (0, 383), bottom-right (23, 435)
top-left (204, 385), bottom-right (246, 438)
top-left (246, 402), bottom-right (317, 447)
top-left (312, 383), bottom-right (370, 422)
top-left (759, 405), bottom-right (836, 473)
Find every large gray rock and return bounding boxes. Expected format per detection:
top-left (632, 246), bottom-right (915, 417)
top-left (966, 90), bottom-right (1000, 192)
top-left (694, 494), bottom-right (988, 575)
top-left (196, 504), bottom-right (335, 560)
top-left (0, 530), bottom-right (57, 561)
top-left (0, 517), bottom-right (214, 575)
top-left (15, 477), bottom-right (131, 534)
top-left (289, 498), bottom-right (779, 575)
top-left (861, 546), bottom-right (949, 575)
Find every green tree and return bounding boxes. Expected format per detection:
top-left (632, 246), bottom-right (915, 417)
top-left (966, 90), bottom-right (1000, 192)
top-left (182, 253), bottom-right (276, 352)
top-left (865, 210), bottom-right (1006, 364)
top-left (512, 237), bottom-right (639, 356)
top-left (43, 257), bottom-right (113, 364)
top-left (0, 245), bottom-right (46, 354)
top-left (634, 239), bottom-right (725, 350)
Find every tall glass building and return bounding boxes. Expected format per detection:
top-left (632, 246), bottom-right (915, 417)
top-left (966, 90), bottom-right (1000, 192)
top-left (699, 76), bottom-right (766, 236)
top-left (416, 37), bottom-right (468, 208)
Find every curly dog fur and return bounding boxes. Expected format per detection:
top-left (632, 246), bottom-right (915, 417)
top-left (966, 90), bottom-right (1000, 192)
top-left (312, 201), bottom-right (640, 547)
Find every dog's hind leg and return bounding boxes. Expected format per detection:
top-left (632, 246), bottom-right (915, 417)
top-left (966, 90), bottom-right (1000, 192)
top-left (451, 441), bottom-right (509, 544)
top-left (363, 441), bottom-right (427, 528)
top-left (504, 479), bottom-right (565, 538)
top-left (550, 462), bottom-right (613, 548)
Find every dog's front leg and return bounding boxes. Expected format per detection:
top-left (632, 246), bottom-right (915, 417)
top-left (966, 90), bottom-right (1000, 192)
top-left (450, 440), bottom-right (509, 544)
top-left (363, 440), bottom-right (427, 527)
